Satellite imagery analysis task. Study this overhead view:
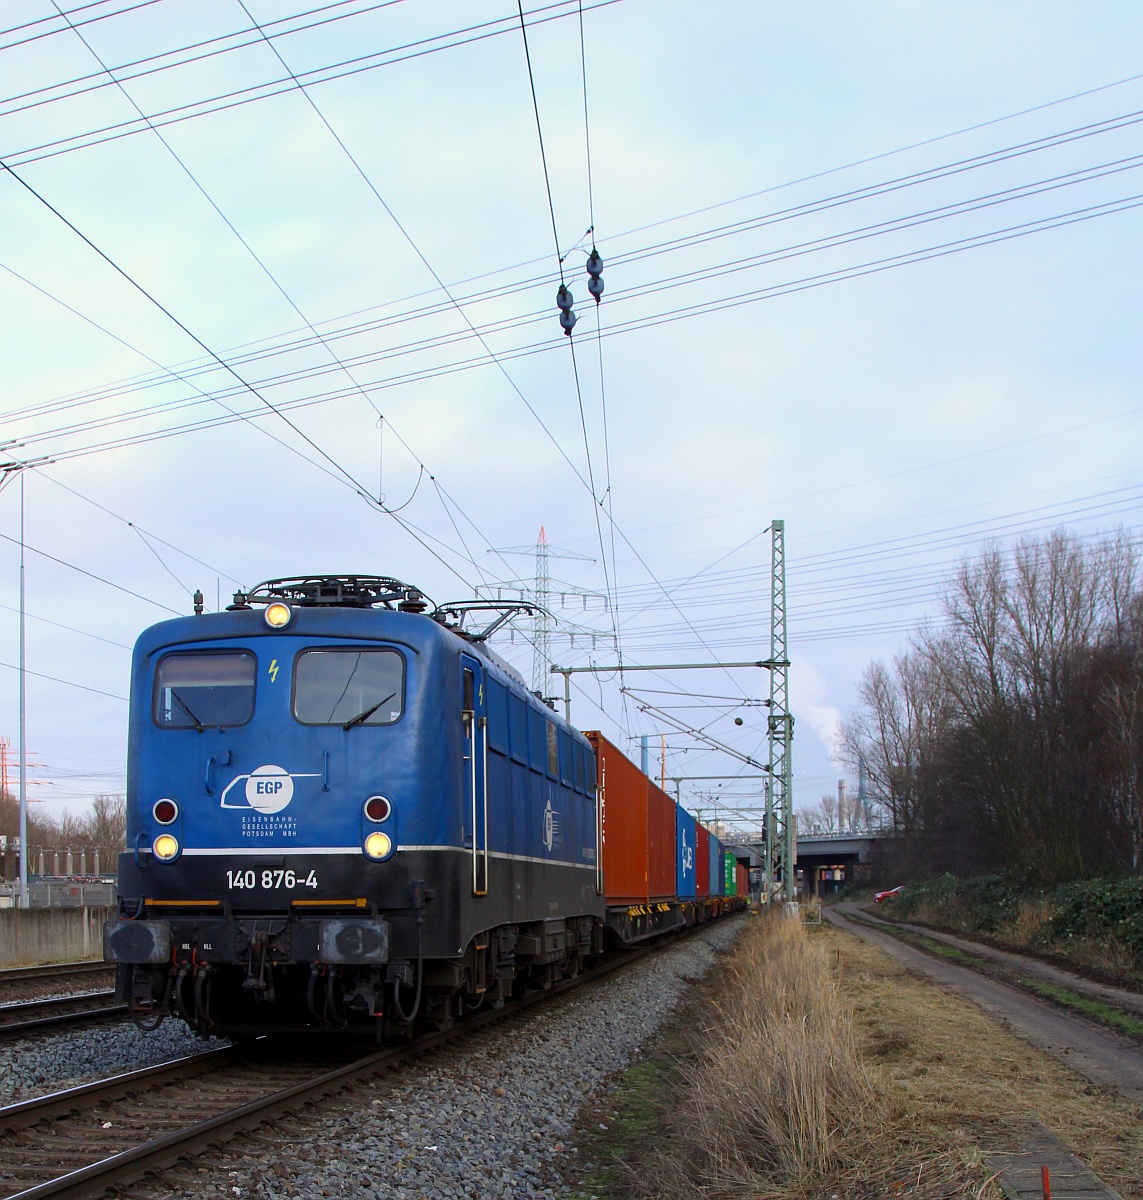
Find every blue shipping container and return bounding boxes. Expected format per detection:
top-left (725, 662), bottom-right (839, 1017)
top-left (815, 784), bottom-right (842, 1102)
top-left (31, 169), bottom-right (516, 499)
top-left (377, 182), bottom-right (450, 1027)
top-left (709, 832), bottom-right (722, 896)
top-left (676, 806), bottom-right (697, 898)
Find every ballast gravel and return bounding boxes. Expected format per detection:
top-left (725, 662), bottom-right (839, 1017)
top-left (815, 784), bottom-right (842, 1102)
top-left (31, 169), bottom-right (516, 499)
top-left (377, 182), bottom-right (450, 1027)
top-left (169, 917), bottom-right (743, 1200)
top-left (0, 1019), bottom-right (225, 1105)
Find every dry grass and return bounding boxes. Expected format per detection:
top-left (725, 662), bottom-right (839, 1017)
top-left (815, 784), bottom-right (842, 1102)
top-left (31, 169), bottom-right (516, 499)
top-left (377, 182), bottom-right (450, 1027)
top-left (840, 922), bottom-right (1143, 1200)
top-left (618, 912), bottom-right (1143, 1200)
top-left (1003, 898), bottom-right (1053, 944)
top-left (627, 912), bottom-right (965, 1199)
top-left (680, 911), bottom-right (876, 1187)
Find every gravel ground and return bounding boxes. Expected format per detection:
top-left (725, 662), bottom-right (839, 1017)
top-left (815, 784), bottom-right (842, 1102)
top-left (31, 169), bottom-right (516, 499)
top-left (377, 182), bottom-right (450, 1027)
top-left (0, 1020), bottom-right (225, 1105)
top-left (166, 917), bottom-right (744, 1200)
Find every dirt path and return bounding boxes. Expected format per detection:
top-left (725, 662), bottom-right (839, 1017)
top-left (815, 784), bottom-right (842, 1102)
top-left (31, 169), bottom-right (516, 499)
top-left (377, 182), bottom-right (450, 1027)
top-left (825, 905), bottom-right (1143, 1104)
top-left (843, 901), bottom-right (1143, 1017)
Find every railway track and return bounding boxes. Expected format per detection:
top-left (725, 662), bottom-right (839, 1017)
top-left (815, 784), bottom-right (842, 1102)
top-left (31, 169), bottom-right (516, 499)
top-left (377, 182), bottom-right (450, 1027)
top-left (0, 992), bottom-right (126, 1039)
top-left (0, 937), bottom-right (669, 1200)
top-left (0, 963), bottom-right (115, 1007)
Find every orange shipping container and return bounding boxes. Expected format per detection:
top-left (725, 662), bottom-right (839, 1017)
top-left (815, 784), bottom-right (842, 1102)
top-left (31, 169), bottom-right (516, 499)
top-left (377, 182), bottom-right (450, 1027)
top-left (736, 861), bottom-right (748, 900)
top-left (587, 731), bottom-right (677, 905)
top-left (647, 777), bottom-right (676, 900)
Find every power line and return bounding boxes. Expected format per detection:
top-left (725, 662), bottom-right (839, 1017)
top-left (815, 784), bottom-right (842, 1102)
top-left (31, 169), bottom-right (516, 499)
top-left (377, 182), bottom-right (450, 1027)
top-left (0, 1), bottom-right (627, 170)
top-left (9, 126), bottom-right (1142, 450)
top-left (0, 600), bottom-right (132, 649)
top-left (0, 160), bottom-right (379, 497)
top-left (50, 0), bottom-right (500, 595)
top-left (0, 528), bottom-right (180, 612)
top-left (41, 474), bottom-right (244, 587)
top-left (234, 0), bottom-right (600, 501)
top-left (517, 0), bottom-right (565, 282)
top-left (0, 657), bottom-right (127, 701)
top-left (0, 0), bottom-right (165, 48)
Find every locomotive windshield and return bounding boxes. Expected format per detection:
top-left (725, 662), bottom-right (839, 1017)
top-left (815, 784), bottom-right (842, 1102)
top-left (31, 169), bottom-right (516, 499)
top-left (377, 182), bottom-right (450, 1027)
top-left (153, 651), bottom-right (256, 729)
top-left (293, 648), bottom-right (404, 727)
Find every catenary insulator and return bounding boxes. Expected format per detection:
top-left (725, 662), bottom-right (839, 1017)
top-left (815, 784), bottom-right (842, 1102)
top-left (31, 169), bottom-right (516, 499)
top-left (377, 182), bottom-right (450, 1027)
top-left (556, 284), bottom-right (574, 311)
top-left (559, 307), bottom-right (577, 334)
top-left (586, 247), bottom-right (604, 303)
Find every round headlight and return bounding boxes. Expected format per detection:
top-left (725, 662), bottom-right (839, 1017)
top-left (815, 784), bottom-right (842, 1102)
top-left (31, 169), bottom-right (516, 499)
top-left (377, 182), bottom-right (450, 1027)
top-left (363, 831), bottom-right (393, 861)
top-left (264, 602), bottom-right (293, 629)
top-left (153, 798), bottom-right (179, 825)
top-left (364, 795), bottom-right (392, 823)
top-left (153, 834), bottom-right (180, 861)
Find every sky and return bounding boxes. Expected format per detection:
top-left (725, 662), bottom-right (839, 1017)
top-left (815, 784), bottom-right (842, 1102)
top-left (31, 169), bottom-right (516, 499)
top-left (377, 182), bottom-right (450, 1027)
top-left (2, 0), bottom-right (1142, 832)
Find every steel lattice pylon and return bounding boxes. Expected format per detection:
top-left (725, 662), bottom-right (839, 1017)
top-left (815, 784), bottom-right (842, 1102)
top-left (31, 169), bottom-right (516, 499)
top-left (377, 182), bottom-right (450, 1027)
top-left (531, 527), bottom-right (551, 695)
top-left (765, 520), bottom-right (795, 901)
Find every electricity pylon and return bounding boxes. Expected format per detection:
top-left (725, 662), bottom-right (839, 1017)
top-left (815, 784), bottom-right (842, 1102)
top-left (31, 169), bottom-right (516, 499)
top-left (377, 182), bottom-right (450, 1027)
top-left (492, 527), bottom-right (608, 699)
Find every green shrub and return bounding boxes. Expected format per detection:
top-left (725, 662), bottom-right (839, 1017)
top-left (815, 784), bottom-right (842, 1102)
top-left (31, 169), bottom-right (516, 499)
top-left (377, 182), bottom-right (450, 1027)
top-left (891, 872), bottom-right (1143, 968)
top-left (1045, 876), bottom-right (1143, 960)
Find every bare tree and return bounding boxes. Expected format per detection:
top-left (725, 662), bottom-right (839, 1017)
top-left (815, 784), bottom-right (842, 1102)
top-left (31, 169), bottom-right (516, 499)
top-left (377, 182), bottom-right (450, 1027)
top-left (842, 528), bottom-right (1143, 882)
top-left (800, 793), bottom-right (841, 834)
top-left (86, 795), bottom-right (127, 870)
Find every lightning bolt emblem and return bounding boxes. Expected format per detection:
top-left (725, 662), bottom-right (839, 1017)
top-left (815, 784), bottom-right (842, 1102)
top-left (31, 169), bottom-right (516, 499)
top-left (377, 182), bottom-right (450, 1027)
top-left (268, 659), bottom-right (279, 683)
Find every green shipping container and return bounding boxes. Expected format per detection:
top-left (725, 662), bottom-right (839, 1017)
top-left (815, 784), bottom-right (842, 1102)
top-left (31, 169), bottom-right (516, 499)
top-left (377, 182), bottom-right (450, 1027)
top-left (724, 852), bottom-right (736, 896)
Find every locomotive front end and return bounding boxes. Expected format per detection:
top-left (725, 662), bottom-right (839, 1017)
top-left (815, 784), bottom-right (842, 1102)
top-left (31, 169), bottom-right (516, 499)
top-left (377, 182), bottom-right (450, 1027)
top-left (105, 576), bottom-right (448, 1037)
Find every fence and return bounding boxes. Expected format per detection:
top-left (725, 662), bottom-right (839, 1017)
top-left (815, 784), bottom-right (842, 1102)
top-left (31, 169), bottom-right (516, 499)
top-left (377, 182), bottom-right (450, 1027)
top-left (29, 880), bottom-right (117, 908)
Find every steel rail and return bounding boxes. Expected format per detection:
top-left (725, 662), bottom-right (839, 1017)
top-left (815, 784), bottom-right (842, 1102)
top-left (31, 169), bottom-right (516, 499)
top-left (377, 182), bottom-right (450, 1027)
top-left (1, 931), bottom-right (695, 1200)
top-left (0, 992), bottom-right (125, 1038)
top-left (0, 962), bottom-right (112, 985)
top-left (1, 1046), bottom-right (237, 1132)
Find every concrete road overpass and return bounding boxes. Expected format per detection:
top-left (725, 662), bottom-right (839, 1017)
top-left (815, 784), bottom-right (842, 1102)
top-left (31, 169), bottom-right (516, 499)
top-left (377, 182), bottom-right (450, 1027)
top-left (796, 831), bottom-right (888, 896)
top-left (724, 830), bottom-right (891, 897)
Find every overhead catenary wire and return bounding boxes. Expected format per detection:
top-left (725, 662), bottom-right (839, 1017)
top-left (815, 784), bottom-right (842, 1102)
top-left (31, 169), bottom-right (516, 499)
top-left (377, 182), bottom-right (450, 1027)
top-left (4, 18), bottom-right (1138, 792)
top-left (516, 0), bottom-right (566, 282)
top-left (0, 658), bottom-right (127, 701)
top-left (0, 528), bottom-right (181, 613)
top-left (9, 116), bottom-right (1143, 450)
top-left (11, 159), bottom-right (1143, 466)
top-left (0, 165), bottom-right (497, 596)
top-left (49, 0), bottom-right (493, 577)
top-left (233, 0), bottom-right (740, 715)
top-left (0, 600), bottom-right (132, 649)
top-left (0, 1), bottom-right (628, 170)
top-left (41, 474), bottom-right (244, 587)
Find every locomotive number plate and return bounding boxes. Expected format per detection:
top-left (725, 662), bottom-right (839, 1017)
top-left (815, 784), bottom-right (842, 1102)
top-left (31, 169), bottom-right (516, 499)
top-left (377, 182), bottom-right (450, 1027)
top-left (226, 869), bottom-right (319, 890)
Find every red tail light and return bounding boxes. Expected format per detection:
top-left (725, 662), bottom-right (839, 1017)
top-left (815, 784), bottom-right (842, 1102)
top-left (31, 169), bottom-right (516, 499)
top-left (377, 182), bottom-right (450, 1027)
top-left (153, 798), bottom-right (179, 825)
top-left (364, 795), bottom-right (391, 823)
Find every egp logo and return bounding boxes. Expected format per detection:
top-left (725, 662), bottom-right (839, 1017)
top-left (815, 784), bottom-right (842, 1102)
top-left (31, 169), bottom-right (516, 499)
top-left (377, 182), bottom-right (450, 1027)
top-left (543, 797), bottom-right (562, 852)
top-left (220, 764), bottom-right (320, 814)
top-left (680, 829), bottom-right (693, 874)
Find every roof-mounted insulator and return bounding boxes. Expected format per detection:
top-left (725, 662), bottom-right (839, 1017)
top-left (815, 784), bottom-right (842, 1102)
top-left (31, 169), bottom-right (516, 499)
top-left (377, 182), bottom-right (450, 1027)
top-left (586, 248), bottom-right (604, 303)
top-left (556, 284), bottom-right (577, 335)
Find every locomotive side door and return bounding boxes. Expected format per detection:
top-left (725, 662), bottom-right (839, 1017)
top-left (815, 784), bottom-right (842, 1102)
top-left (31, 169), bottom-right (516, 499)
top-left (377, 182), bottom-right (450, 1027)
top-left (461, 656), bottom-right (488, 896)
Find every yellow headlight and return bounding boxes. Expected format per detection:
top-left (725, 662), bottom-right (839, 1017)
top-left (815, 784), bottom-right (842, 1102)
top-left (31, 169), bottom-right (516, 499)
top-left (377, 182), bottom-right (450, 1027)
top-left (264, 602), bottom-right (293, 629)
top-left (363, 831), bottom-right (393, 860)
top-left (153, 834), bottom-right (180, 861)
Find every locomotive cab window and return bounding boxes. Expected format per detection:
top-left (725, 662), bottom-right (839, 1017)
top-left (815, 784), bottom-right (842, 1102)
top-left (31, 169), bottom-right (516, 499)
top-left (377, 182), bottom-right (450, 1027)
top-left (153, 651), bottom-right (256, 729)
top-left (293, 648), bottom-right (405, 726)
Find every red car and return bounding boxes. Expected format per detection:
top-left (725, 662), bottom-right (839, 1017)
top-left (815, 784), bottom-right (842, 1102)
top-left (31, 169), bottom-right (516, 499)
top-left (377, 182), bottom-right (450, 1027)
top-left (873, 886), bottom-right (905, 904)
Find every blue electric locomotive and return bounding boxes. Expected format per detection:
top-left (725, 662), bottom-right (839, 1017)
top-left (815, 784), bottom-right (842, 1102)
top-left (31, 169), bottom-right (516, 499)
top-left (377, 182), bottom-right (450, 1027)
top-left (104, 576), bottom-right (606, 1037)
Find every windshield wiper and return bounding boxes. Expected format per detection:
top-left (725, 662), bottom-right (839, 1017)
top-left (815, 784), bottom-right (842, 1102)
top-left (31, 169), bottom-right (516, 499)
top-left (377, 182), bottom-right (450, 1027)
top-left (170, 689), bottom-right (204, 731)
top-left (343, 692), bottom-right (397, 730)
